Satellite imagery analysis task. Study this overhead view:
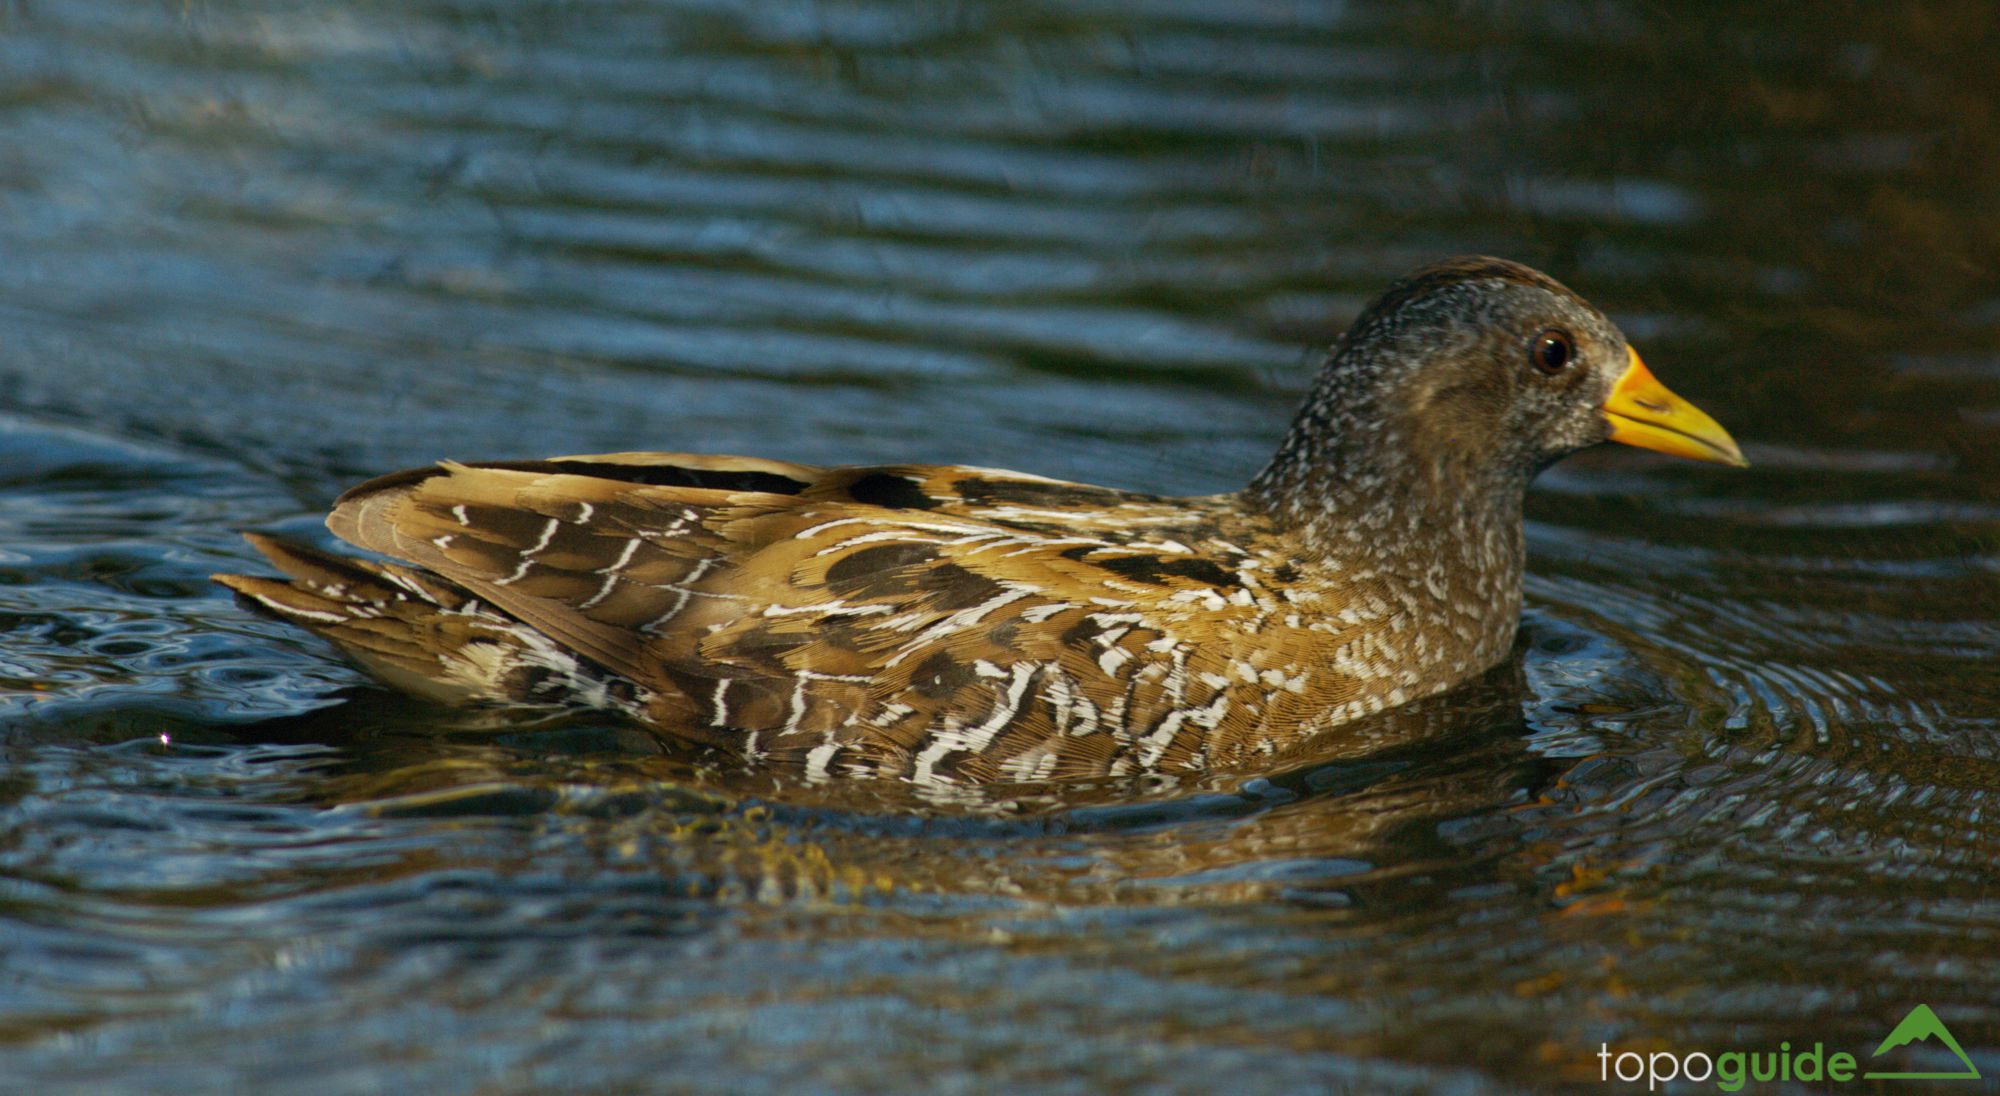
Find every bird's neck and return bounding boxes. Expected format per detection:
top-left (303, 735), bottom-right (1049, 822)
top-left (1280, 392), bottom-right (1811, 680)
top-left (1242, 404), bottom-right (1529, 675)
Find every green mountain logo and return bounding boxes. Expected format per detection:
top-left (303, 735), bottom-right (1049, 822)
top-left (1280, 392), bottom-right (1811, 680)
top-left (1862, 1003), bottom-right (1980, 1081)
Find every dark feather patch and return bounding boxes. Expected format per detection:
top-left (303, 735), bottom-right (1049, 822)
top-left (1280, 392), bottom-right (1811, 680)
top-left (824, 542), bottom-right (940, 596)
top-left (1094, 554), bottom-right (1239, 588)
top-left (336, 460), bottom-right (811, 507)
top-left (914, 562), bottom-right (1006, 611)
top-left (986, 619), bottom-right (1020, 648)
top-left (909, 651), bottom-right (974, 699)
top-left (846, 472), bottom-right (940, 510)
top-left (530, 460), bottom-right (810, 494)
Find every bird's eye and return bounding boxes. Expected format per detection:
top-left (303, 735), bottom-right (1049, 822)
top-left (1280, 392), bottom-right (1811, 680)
top-left (1531, 329), bottom-right (1575, 375)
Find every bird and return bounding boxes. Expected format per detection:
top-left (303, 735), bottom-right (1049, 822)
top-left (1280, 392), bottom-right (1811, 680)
top-left (216, 257), bottom-right (1744, 790)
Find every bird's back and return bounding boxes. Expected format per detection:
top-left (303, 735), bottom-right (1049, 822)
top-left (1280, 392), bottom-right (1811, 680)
top-left (220, 451), bottom-right (1424, 787)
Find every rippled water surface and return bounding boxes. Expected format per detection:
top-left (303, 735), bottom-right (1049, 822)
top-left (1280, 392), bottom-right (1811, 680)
top-left (3, 2), bottom-right (1998, 1092)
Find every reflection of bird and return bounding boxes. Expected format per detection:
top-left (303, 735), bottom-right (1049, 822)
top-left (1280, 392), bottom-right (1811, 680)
top-left (217, 257), bottom-right (1743, 789)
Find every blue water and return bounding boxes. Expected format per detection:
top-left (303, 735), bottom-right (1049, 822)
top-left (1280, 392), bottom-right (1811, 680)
top-left (2, 2), bottom-right (1997, 1092)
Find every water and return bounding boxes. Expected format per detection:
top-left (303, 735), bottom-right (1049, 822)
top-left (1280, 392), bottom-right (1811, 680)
top-left (3, 2), bottom-right (1997, 1092)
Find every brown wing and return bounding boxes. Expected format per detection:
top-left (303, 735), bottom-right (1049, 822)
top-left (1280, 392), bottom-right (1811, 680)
top-left (326, 452), bottom-right (1380, 783)
top-left (328, 452), bottom-right (822, 687)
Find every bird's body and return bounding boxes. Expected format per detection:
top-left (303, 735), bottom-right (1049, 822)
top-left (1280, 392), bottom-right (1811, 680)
top-left (218, 258), bottom-right (1744, 789)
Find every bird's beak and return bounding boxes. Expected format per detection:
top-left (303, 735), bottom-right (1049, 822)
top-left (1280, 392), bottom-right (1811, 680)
top-left (1601, 347), bottom-right (1748, 467)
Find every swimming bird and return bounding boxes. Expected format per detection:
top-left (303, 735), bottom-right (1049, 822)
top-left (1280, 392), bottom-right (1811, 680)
top-left (216, 257), bottom-right (1744, 787)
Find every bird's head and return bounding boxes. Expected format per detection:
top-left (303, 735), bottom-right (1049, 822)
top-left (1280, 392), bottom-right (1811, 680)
top-left (1276, 257), bottom-right (1744, 503)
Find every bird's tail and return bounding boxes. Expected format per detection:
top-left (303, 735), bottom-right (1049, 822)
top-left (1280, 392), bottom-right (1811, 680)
top-left (215, 533), bottom-right (633, 711)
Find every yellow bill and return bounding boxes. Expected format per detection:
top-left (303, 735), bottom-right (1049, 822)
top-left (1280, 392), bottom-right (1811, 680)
top-left (1602, 347), bottom-right (1748, 467)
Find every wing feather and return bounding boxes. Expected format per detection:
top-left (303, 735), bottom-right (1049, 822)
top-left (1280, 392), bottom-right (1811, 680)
top-left (312, 451), bottom-right (1378, 778)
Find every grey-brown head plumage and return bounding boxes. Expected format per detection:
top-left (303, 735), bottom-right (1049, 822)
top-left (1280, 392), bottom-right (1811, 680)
top-left (1248, 256), bottom-right (1636, 533)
